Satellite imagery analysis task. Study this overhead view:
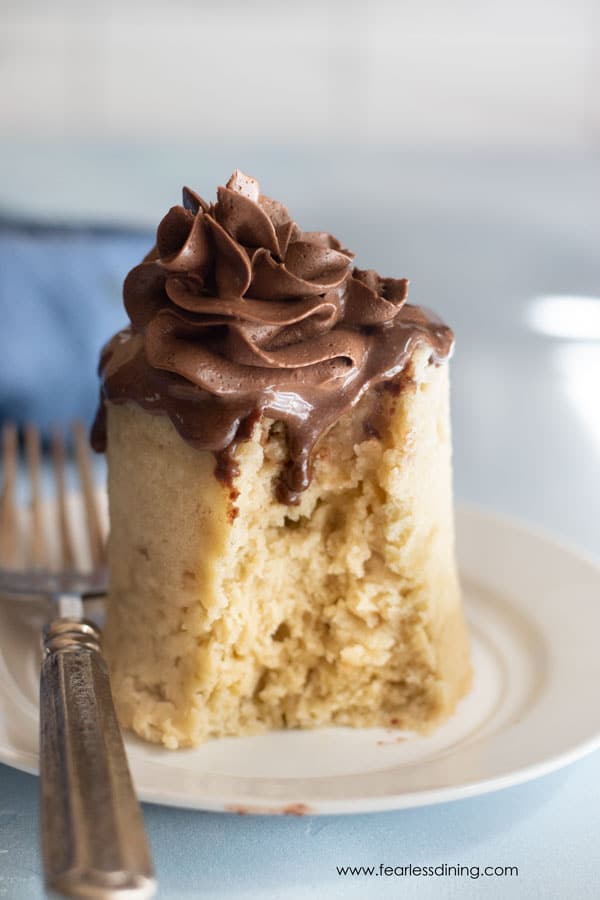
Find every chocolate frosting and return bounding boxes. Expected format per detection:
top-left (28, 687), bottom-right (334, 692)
top-left (92, 171), bottom-right (453, 503)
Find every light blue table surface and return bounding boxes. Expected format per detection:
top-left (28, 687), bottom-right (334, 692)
top-left (2, 756), bottom-right (600, 900)
top-left (1, 148), bottom-right (600, 898)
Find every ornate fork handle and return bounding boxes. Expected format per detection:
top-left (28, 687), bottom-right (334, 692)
top-left (40, 618), bottom-right (156, 899)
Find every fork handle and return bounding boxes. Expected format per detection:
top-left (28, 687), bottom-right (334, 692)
top-left (39, 618), bottom-right (156, 899)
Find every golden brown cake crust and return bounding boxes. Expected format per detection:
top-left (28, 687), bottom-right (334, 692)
top-left (103, 346), bottom-right (471, 748)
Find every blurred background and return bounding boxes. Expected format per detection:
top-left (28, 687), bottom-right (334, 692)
top-left (1, 0), bottom-right (599, 552)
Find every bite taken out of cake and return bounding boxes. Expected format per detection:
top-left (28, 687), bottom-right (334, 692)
top-left (92, 170), bottom-right (471, 748)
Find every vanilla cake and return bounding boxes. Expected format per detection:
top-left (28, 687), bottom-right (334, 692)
top-left (92, 171), bottom-right (471, 748)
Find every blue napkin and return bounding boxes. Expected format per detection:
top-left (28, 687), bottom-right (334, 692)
top-left (0, 221), bottom-right (152, 432)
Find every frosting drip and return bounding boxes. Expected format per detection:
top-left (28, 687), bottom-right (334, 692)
top-left (92, 171), bottom-right (453, 503)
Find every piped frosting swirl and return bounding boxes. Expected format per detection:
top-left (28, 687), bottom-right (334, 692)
top-left (92, 171), bottom-right (453, 503)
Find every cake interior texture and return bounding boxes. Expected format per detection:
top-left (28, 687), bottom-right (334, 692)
top-left (104, 346), bottom-right (471, 748)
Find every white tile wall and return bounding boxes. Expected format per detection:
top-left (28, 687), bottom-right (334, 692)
top-left (0, 0), bottom-right (598, 152)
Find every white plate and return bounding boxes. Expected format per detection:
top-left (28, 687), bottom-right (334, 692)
top-left (1, 502), bottom-right (600, 815)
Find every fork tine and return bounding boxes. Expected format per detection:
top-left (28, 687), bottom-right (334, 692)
top-left (25, 422), bottom-right (48, 568)
top-left (0, 422), bottom-right (19, 567)
top-left (50, 427), bottom-right (76, 570)
top-left (72, 421), bottom-right (106, 567)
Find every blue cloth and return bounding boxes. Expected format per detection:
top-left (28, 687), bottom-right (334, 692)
top-left (0, 222), bottom-right (151, 431)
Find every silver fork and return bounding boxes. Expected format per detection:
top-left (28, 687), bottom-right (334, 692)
top-left (0, 422), bottom-right (156, 899)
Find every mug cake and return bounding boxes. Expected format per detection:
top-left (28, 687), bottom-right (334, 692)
top-left (92, 171), bottom-right (471, 748)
